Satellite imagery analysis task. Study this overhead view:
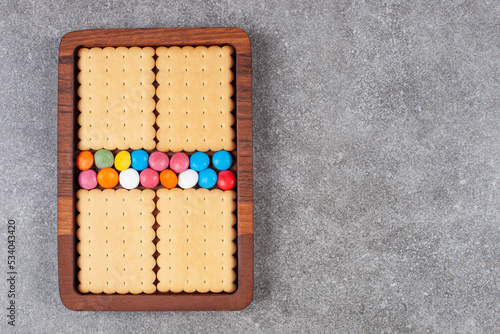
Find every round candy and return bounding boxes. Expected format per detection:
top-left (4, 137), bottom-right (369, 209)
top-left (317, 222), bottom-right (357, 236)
top-left (97, 168), bottom-right (119, 189)
top-left (149, 152), bottom-right (169, 171)
top-left (78, 169), bottom-right (97, 189)
top-left (217, 170), bottom-right (236, 190)
top-left (131, 149), bottom-right (149, 171)
top-left (76, 151), bottom-right (94, 171)
top-left (190, 152), bottom-right (210, 172)
top-left (178, 169), bottom-right (199, 189)
top-left (114, 151), bottom-right (131, 171)
top-left (140, 168), bottom-right (160, 188)
top-left (212, 150), bottom-right (232, 171)
top-left (160, 169), bottom-right (178, 189)
top-left (198, 168), bottom-right (217, 188)
top-left (119, 168), bottom-right (140, 189)
top-left (170, 152), bottom-right (190, 173)
top-left (94, 149), bottom-right (114, 169)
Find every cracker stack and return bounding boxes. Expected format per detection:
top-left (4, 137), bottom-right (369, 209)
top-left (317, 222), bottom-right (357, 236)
top-left (76, 189), bottom-right (156, 294)
top-left (77, 47), bottom-right (156, 151)
top-left (156, 46), bottom-right (236, 152)
top-left (156, 189), bottom-right (237, 293)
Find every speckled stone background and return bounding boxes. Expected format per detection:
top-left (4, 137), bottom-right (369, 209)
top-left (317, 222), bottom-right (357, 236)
top-left (0, 0), bottom-right (499, 333)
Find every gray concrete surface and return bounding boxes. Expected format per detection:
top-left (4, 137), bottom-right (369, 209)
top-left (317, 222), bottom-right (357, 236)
top-left (0, 0), bottom-right (499, 333)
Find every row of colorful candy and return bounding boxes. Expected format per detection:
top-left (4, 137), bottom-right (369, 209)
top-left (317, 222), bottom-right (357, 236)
top-left (76, 149), bottom-right (236, 190)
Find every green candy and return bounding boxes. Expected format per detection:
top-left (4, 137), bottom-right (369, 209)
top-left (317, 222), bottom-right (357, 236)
top-left (94, 149), bottom-right (114, 169)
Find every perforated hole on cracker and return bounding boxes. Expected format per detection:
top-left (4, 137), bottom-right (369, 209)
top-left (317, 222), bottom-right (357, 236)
top-left (58, 28), bottom-right (253, 311)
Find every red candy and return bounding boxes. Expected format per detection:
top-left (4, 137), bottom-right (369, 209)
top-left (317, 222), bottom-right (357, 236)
top-left (140, 168), bottom-right (159, 188)
top-left (148, 151), bottom-right (169, 171)
top-left (217, 170), bottom-right (236, 190)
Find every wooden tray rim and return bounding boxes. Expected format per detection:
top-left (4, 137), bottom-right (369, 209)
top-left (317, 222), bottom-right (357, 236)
top-left (57, 27), bottom-right (253, 311)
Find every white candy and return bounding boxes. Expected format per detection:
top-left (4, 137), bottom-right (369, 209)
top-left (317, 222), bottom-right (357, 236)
top-left (178, 169), bottom-right (199, 189)
top-left (119, 168), bottom-right (140, 189)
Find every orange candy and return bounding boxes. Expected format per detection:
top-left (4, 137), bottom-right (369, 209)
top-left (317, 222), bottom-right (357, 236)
top-left (76, 151), bottom-right (94, 171)
top-left (160, 169), bottom-right (178, 189)
top-left (97, 168), bottom-right (119, 189)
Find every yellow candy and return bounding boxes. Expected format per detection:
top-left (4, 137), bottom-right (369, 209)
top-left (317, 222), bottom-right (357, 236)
top-left (114, 151), bottom-right (131, 171)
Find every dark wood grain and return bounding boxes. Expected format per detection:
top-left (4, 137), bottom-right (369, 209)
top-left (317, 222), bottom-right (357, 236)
top-left (58, 28), bottom-right (253, 311)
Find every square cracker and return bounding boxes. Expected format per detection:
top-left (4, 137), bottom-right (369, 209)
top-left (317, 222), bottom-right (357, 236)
top-left (156, 46), bottom-right (236, 152)
top-left (76, 189), bottom-right (156, 294)
top-left (77, 47), bottom-right (156, 151)
top-left (156, 188), bottom-right (237, 293)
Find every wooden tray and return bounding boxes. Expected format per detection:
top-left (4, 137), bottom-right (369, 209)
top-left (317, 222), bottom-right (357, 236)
top-left (58, 28), bottom-right (253, 311)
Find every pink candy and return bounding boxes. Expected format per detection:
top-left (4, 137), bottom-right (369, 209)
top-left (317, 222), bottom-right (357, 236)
top-left (169, 152), bottom-right (190, 173)
top-left (148, 152), bottom-right (169, 171)
top-left (140, 168), bottom-right (159, 188)
top-left (78, 170), bottom-right (97, 190)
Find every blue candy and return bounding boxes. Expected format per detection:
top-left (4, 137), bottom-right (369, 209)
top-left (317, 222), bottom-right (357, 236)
top-left (212, 150), bottom-right (232, 171)
top-left (198, 168), bottom-right (217, 188)
top-left (189, 152), bottom-right (210, 172)
top-left (131, 150), bottom-right (149, 171)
